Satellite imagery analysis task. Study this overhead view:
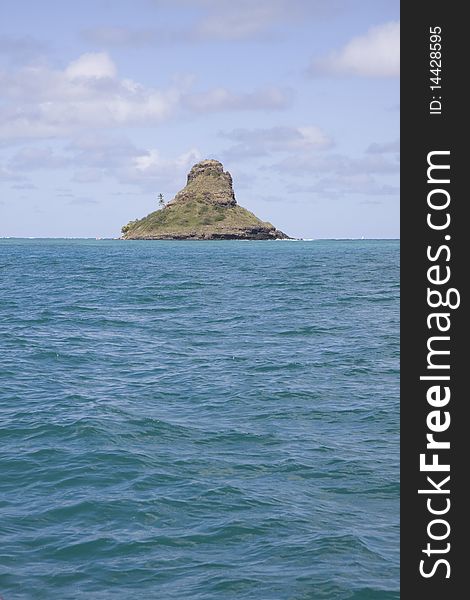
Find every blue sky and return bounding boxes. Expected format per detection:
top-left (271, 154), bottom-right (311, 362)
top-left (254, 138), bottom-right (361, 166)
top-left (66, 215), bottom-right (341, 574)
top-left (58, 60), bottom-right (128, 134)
top-left (0, 0), bottom-right (399, 238)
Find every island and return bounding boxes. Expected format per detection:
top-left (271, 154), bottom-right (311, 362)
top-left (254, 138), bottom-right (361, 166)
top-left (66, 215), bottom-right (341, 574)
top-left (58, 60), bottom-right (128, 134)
top-left (121, 159), bottom-right (290, 240)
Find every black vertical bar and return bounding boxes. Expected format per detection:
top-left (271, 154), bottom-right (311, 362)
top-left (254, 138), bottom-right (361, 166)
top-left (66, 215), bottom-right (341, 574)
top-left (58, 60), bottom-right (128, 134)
top-left (401, 3), bottom-right (466, 598)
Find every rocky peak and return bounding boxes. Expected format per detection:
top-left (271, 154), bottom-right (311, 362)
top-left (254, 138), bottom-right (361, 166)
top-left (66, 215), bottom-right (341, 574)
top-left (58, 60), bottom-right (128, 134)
top-left (187, 159), bottom-right (225, 182)
top-left (121, 157), bottom-right (290, 240)
top-left (171, 159), bottom-right (236, 207)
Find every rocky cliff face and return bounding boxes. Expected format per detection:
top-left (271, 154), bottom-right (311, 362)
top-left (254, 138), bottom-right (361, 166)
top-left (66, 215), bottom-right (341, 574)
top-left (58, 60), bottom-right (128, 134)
top-left (121, 159), bottom-right (290, 240)
top-left (169, 159), bottom-right (236, 208)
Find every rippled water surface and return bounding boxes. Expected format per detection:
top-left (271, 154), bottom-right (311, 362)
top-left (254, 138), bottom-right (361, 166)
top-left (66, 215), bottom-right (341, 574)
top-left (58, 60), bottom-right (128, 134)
top-left (0, 239), bottom-right (399, 599)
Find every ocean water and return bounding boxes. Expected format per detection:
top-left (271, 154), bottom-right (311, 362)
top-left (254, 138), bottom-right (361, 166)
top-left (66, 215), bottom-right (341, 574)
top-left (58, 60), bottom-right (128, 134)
top-left (0, 239), bottom-right (399, 600)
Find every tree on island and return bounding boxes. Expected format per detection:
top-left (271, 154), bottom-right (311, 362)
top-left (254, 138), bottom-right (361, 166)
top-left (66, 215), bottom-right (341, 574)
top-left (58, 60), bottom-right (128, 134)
top-left (158, 193), bottom-right (165, 209)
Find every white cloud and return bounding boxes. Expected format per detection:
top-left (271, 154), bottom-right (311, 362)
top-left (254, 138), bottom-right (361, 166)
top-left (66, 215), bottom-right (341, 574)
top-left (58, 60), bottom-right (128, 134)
top-left (133, 148), bottom-right (201, 174)
top-left (276, 148), bottom-right (399, 199)
top-left (4, 132), bottom-right (202, 193)
top-left (129, 148), bottom-right (202, 188)
top-left (66, 136), bottom-right (202, 189)
top-left (0, 53), bottom-right (185, 142)
top-left (0, 52), bottom-right (291, 143)
top-left (310, 21), bottom-right (400, 77)
top-left (221, 125), bottom-right (332, 159)
top-left (182, 86), bottom-right (292, 112)
top-left (65, 52), bottom-right (117, 79)
top-left (297, 126), bottom-right (332, 147)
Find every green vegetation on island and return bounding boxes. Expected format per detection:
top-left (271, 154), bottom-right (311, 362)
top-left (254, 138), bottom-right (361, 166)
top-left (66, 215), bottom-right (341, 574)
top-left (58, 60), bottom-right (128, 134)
top-left (121, 159), bottom-right (289, 240)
